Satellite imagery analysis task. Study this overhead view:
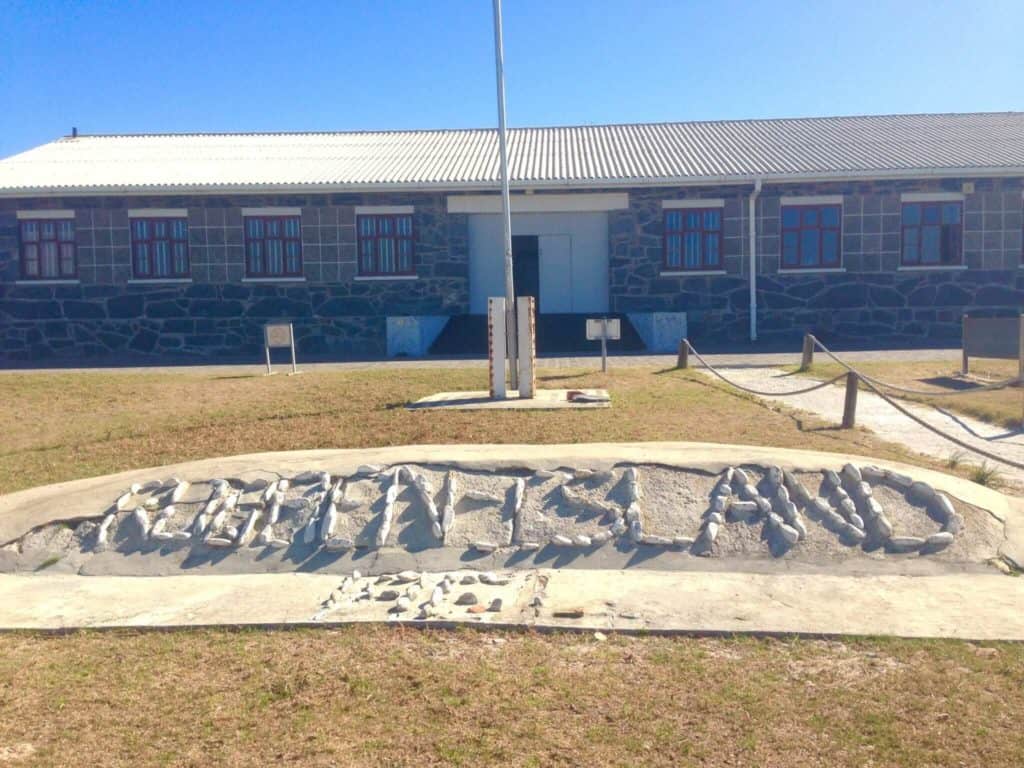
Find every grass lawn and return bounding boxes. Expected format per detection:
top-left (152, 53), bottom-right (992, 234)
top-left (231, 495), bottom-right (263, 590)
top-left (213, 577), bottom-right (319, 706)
top-left (795, 358), bottom-right (1024, 431)
top-left (0, 365), bottom-right (974, 496)
top-left (2, 364), bottom-right (1020, 767)
top-left (1, 627), bottom-right (1022, 767)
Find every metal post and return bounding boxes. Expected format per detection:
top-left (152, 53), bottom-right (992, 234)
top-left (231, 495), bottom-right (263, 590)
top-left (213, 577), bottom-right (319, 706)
top-left (492, 0), bottom-right (518, 389)
top-left (677, 339), bottom-right (689, 369)
top-left (600, 318), bottom-right (608, 373)
top-left (842, 372), bottom-right (859, 429)
top-left (801, 333), bottom-right (814, 371)
top-left (961, 313), bottom-right (969, 375)
top-left (1018, 314), bottom-right (1024, 381)
top-left (265, 345), bottom-right (272, 376)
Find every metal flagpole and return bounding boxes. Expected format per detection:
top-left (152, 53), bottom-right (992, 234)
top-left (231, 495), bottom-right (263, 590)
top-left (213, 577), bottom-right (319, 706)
top-left (492, 0), bottom-right (518, 390)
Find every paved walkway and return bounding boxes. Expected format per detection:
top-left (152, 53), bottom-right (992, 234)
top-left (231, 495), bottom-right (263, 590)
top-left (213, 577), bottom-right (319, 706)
top-left (0, 346), bottom-right (960, 376)
top-left (703, 367), bottom-right (1024, 485)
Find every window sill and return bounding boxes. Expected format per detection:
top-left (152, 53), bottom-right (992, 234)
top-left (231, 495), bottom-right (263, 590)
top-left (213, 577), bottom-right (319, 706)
top-left (242, 277), bottom-right (307, 283)
top-left (15, 279), bottom-right (81, 286)
top-left (128, 278), bottom-right (192, 285)
top-left (897, 265), bottom-right (967, 272)
top-left (660, 269), bottom-right (728, 277)
top-left (354, 274), bottom-right (418, 281)
top-left (778, 268), bottom-right (846, 274)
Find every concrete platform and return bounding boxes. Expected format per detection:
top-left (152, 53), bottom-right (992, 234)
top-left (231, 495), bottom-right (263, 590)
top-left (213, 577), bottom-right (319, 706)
top-left (3, 568), bottom-right (1024, 640)
top-left (406, 388), bottom-right (610, 410)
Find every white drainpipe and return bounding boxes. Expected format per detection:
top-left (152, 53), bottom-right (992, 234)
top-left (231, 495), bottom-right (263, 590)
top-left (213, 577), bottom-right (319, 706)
top-left (748, 178), bottom-right (763, 342)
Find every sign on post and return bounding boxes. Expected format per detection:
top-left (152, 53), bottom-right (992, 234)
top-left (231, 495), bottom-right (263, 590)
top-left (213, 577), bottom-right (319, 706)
top-left (586, 318), bottom-right (621, 373)
top-left (264, 322), bottom-right (299, 376)
top-left (962, 314), bottom-right (1024, 377)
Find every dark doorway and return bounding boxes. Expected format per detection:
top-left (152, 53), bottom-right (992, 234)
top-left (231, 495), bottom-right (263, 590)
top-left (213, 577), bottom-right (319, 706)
top-left (512, 235), bottom-right (540, 310)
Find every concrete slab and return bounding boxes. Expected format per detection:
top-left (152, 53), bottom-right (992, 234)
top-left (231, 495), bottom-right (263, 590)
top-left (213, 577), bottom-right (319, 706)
top-left (406, 388), bottom-right (610, 410)
top-left (3, 568), bottom-right (1024, 640)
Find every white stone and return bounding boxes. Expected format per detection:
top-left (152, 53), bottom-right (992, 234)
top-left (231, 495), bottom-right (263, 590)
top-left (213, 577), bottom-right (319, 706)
top-left (792, 516), bottom-right (808, 540)
top-left (430, 585), bottom-right (444, 607)
top-left (465, 489), bottom-right (505, 504)
top-left (171, 531), bottom-right (192, 542)
top-left (844, 524), bottom-right (866, 543)
top-left (261, 481), bottom-right (278, 504)
top-left (394, 596), bottom-right (411, 613)
top-left (302, 512), bottom-right (319, 545)
top-left (377, 513), bottom-right (392, 547)
top-left (728, 500), bottom-right (758, 521)
top-left (778, 523), bottom-right (800, 545)
top-left (519, 541), bottom-right (541, 551)
top-left (394, 570), bottom-right (420, 584)
top-left (889, 535), bottom-right (925, 551)
top-left (325, 537), bottom-right (354, 552)
top-left (131, 507), bottom-right (151, 539)
top-left (926, 531), bottom-right (955, 548)
top-left (740, 483), bottom-right (759, 501)
top-left (874, 515), bottom-right (894, 539)
top-left (234, 508), bottom-right (261, 546)
top-left (629, 519), bottom-right (644, 543)
top-left (224, 525), bottom-right (239, 540)
top-left (717, 483), bottom-right (733, 497)
top-left (673, 536), bottom-right (695, 547)
top-left (115, 491), bottom-right (133, 512)
top-left (479, 572), bottom-right (510, 586)
top-left (265, 501), bottom-right (281, 526)
top-left (849, 513), bottom-right (865, 530)
top-left (320, 503), bottom-right (337, 543)
top-left (356, 464), bottom-right (383, 476)
top-left (432, 521), bottom-right (443, 539)
top-left (152, 530), bottom-right (174, 542)
top-left (640, 534), bottom-right (672, 546)
top-left (550, 534), bottom-right (573, 547)
top-left (473, 541), bottom-right (498, 553)
top-left (710, 495), bottom-right (729, 514)
top-left (811, 498), bottom-right (832, 517)
top-left (707, 511), bottom-right (724, 526)
top-left (702, 521), bottom-right (720, 544)
top-left (625, 501), bottom-right (641, 523)
top-left (170, 481), bottom-right (189, 503)
top-left (533, 469), bottom-right (557, 479)
top-left (573, 534), bottom-right (592, 547)
top-left (591, 530), bottom-right (613, 545)
top-left (94, 512), bottom-right (116, 550)
top-left (767, 512), bottom-right (783, 528)
top-left (206, 536), bottom-right (234, 548)
top-left (610, 518), bottom-right (628, 536)
top-left (385, 484), bottom-right (399, 504)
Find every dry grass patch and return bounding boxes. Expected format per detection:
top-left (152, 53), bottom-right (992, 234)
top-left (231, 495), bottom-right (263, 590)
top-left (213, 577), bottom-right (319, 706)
top-left (0, 627), bottom-right (1022, 767)
top-left (0, 366), bottom-right (962, 495)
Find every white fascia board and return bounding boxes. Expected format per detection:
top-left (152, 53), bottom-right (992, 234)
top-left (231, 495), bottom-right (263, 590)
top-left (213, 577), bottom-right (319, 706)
top-left (900, 192), bottom-right (965, 202)
top-left (662, 198), bottom-right (725, 209)
top-left (447, 192), bottom-right (629, 214)
top-left (241, 206), bottom-right (302, 216)
top-left (16, 209), bottom-right (74, 219)
top-left (127, 208), bottom-right (188, 218)
top-left (354, 205), bottom-right (414, 215)
top-left (779, 195), bottom-right (844, 206)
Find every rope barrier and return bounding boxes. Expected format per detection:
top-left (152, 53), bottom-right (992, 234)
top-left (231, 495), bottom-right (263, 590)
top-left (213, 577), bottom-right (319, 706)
top-left (683, 341), bottom-right (848, 397)
top-left (809, 335), bottom-right (1022, 396)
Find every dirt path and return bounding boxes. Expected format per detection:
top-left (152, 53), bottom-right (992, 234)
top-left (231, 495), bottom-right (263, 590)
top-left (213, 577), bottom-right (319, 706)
top-left (705, 367), bottom-right (1024, 485)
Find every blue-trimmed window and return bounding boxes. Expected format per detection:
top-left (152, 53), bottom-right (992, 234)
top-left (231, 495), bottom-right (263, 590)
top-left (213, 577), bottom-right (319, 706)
top-left (663, 208), bottom-right (722, 270)
top-left (130, 218), bottom-right (189, 278)
top-left (357, 214), bottom-right (415, 276)
top-left (901, 202), bottom-right (962, 266)
top-left (781, 204), bottom-right (842, 269)
top-left (244, 216), bottom-right (302, 277)
top-left (20, 219), bottom-right (76, 280)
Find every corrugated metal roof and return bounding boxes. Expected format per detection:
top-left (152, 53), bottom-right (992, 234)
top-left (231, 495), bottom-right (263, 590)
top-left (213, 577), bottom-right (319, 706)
top-left (1, 112), bottom-right (1023, 194)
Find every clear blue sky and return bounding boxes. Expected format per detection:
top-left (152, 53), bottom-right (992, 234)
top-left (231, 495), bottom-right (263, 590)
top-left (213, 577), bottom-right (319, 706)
top-left (1, 0), bottom-right (1022, 159)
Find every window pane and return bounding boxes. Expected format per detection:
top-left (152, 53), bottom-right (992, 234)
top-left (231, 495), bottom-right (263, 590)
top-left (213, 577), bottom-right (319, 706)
top-left (705, 233), bottom-right (720, 266)
top-left (266, 219), bottom-right (281, 237)
top-left (246, 218), bottom-right (263, 237)
top-left (284, 218), bottom-right (300, 238)
top-left (267, 239), bottom-right (283, 274)
top-left (248, 241), bottom-right (263, 273)
top-left (703, 210), bottom-right (721, 230)
top-left (922, 204), bottom-right (941, 225)
top-left (360, 239), bottom-right (375, 273)
top-left (902, 204), bottom-right (920, 226)
top-left (800, 229), bottom-right (820, 266)
top-left (21, 221), bottom-right (38, 242)
top-left (23, 244), bottom-right (39, 275)
top-left (398, 239), bottom-right (413, 272)
top-left (822, 231), bottom-right (839, 265)
top-left (664, 211), bottom-right (681, 231)
top-left (285, 241), bottom-right (301, 273)
top-left (684, 211), bottom-right (700, 230)
top-left (782, 208), bottom-right (800, 228)
top-left (821, 206), bottom-right (840, 227)
top-left (396, 216), bottom-right (413, 237)
top-left (902, 228), bottom-right (919, 263)
top-left (172, 220), bottom-right (188, 240)
top-left (173, 243), bottom-right (189, 274)
top-left (921, 226), bottom-right (941, 263)
top-left (40, 242), bottom-right (59, 277)
top-left (135, 243), bottom-right (149, 275)
top-left (379, 217), bottom-right (394, 236)
top-left (41, 221), bottom-right (56, 240)
top-left (379, 238), bottom-right (395, 273)
top-left (802, 208), bottom-right (819, 227)
top-left (154, 241), bottom-right (170, 276)
top-left (942, 203), bottom-right (961, 224)
top-left (665, 234), bottom-right (681, 267)
top-left (782, 232), bottom-right (799, 266)
top-left (58, 220), bottom-right (74, 241)
top-left (684, 232), bottom-right (701, 268)
top-left (133, 219), bottom-right (148, 239)
top-left (154, 220), bottom-right (168, 239)
top-left (358, 217), bottom-right (375, 237)
top-left (60, 244), bottom-right (75, 275)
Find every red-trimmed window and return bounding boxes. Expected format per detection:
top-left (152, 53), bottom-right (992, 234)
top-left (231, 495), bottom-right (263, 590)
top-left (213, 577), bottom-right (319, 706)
top-left (781, 204), bottom-right (842, 269)
top-left (19, 219), bottom-right (76, 280)
top-left (130, 218), bottom-right (190, 278)
top-left (901, 202), bottom-right (962, 266)
top-left (663, 208), bottom-right (722, 270)
top-left (244, 216), bottom-right (302, 277)
top-left (357, 214), bottom-right (415, 276)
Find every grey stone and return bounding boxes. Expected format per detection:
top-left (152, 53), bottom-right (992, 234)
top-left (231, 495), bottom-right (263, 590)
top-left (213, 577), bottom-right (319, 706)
top-left (778, 523), bottom-right (800, 545)
top-left (550, 534), bottom-right (573, 547)
top-left (841, 463), bottom-right (862, 484)
top-left (932, 493), bottom-right (956, 523)
top-left (926, 531), bottom-right (955, 549)
top-left (479, 572), bottom-right (510, 586)
top-left (889, 535), bottom-right (926, 552)
top-left (455, 592), bottom-right (478, 605)
top-left (460, 574), bottom-right (478, 585)
top-left (673, 536), bottom-right (695, 547)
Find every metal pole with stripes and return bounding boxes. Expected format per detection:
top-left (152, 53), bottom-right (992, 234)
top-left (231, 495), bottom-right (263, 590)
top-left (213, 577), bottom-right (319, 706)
top-left (492, 0), bottom-right (519, 391)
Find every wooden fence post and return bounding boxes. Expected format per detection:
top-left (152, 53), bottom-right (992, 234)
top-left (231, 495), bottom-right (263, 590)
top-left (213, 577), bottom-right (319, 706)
top-left (677, 339), bottom-right (689, 369)
top-left (842, 372), bottom-right (859, 429)
top-left (800, 334), bottom-right (814, 371)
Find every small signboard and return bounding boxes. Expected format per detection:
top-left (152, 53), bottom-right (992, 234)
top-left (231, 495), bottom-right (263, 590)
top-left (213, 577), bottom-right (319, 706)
top-left (586, 317), bottom-right (620, 372)
top-left (264, 322), bottom-right (299, 376)
top-left (586, 318), bottom-right (621, 341)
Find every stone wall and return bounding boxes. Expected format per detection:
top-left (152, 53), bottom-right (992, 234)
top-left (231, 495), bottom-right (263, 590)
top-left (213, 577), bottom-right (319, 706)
top-left (609, 177), bottom-right (1024, 343)
top-left (0, 193), bottom-right (469, 360)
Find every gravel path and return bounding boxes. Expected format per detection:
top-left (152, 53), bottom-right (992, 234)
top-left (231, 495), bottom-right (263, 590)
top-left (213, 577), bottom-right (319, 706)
top-left (703, 366), bottom-right (1024, 485)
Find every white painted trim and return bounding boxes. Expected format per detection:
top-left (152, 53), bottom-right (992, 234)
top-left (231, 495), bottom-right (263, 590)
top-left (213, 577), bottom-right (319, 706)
top-left (354, 274), bottom-right (419, 281)
top-left (127, 208), bottom-right (188, 218)
top-left (241, 207), bottom-right (302, 216)
top-left (779, 195), bottom-right (843, 206)
top-left (447, 192), bottom-right (629, 214)
top-left (241, 276), bottom-right (307, 283)
top-left (15, 279), bottom-right (80, 285)
top-left (661, 199), bottom-right (725, 210)
top-left (897, 264), bottom-right (968, 271)
top-left (127, 278), bottom-right (193, 285)
top-left (778, 268), bottom-right (847, 274)
top-left (16, 210), bottom-right (74, 220)
top-left (660, 269), bottom-right (728, 277)
top-left (354, 205), bottom-right (414, 215)
top-left (900, 192), bottom-right (965, 203)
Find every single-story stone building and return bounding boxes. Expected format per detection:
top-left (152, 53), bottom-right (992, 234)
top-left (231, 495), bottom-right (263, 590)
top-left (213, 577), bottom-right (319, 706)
top-left (1, 111), bottom-right (1022, 361)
